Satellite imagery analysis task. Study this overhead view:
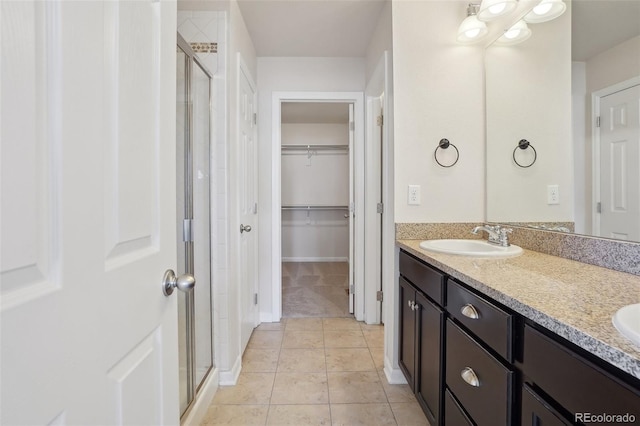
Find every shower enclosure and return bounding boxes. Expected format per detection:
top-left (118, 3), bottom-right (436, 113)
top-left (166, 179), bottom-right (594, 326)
top-left (176, 34), bottom-right (214, 416)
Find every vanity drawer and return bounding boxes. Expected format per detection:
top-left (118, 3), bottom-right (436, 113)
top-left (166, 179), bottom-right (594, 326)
top-left (447, 279), bottom-right (514, 361)
top-left (446, 320), bottom-right (514, 426)
top-left (399, 250), bottom-right (445, 305)
top-left (522, 324), bottom-right (640, 421)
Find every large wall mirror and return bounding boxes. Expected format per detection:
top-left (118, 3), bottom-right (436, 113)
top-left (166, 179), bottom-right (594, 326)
top-left (485, 0), bottom-right (640, 242)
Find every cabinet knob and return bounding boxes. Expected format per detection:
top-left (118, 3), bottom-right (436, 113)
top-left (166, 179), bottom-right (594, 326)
top-left (461, 367), bottom-right (480, 387)
top-left (461, 304), bottom-right (480, 319)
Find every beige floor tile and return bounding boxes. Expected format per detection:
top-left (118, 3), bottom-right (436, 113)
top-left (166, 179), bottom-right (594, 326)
top-left (247, 330), bottom-right (284, 349)
top-left (212, 373), bottom-right (275, 405)
top-left (266, 404), bottom-right (331, 425)
top-left (256, 322), bottom-right (286, 331)
top-left (242, 348), bottom-right (280, 372)
top-left (330, 403), bottom-right (397, 426)
top-left (363, 328), bottom-right (385, 348)
top-left (322, 317), bottom-right (361, 330)
top-left (324, 329), bottom-right (367, 348)
top-left (327, 371), bottom-right (388, 404)
top-left (201, 404), bottom-right (269, 426)
top-left (285, 317), bottom-right (324, 331)
top-left (325, 347), bottom-right (376, 372)
top-left (282, 330), bottom-right (324, 349)
top-left (278, 348), bottom-right (326, 372)
top-left (390, 402), bottom-right (430, 426)
top-left (270, 372), bottom-right (329, 404)
top-left (378, 370), bottom-right (417, 403)
top-left (370, 348), bottom-right (385, 370)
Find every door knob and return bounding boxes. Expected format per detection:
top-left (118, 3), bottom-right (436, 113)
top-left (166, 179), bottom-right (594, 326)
top-left (162, 269), bottom-right (195, 296)
top-left (240, 224), bottom-right (252, 233)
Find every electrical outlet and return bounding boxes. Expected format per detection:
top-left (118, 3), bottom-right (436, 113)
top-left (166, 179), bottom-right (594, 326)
top-left (408, 185), bottom-right (421, 205)
top-left (547, 185), bottom-right (560, 205)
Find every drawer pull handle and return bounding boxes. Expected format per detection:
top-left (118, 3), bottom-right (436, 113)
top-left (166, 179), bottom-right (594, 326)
top-left (461, 367), bottom-right (480, 387)
top-left (461, 304), bottom-right (479, 319)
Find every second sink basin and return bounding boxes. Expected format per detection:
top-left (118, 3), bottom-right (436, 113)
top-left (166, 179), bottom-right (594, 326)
top-left (613, 303), bottom-right (640, 347)
top-left (419, 239), bottom-right (523, 258)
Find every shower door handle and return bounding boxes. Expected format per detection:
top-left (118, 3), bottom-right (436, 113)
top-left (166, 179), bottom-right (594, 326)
top-left (162, 269), bottom-right (195, 296)
top-left (240, 224), bottom-right (252, 233)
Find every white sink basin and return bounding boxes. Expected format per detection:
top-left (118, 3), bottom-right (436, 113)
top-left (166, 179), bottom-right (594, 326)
top-left (613, 303), bottom-right (640, 346)
top-left (419, 239), bottom-right (523, 258)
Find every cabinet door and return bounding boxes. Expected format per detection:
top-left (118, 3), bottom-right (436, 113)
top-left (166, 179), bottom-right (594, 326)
top-left (416, 291), bottom-right (444, 426)
top-left (521, 384), bottom-right (571, 426)
top-left (399, 277), bottom-right (416, 389)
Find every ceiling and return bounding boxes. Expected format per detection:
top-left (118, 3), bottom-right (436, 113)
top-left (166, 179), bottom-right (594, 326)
top-left (236, 0), bottom-right (386, 57)
top-left (572, 0), bottom-right (640, 61)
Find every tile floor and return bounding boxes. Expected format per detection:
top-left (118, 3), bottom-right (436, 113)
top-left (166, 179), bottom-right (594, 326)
top-left (201, 317), bottom-right (430, 426)
top-left (282, 262), bottom-right (351, 318)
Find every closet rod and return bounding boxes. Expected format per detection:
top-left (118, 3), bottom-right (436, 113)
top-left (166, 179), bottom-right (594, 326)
top-left (281, 144), bottom-right (349, 151)
top-left (281, 205), bottom-right (349, 211)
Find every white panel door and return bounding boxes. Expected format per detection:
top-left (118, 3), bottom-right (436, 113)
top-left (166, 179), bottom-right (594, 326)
top-left (599, 84), bottom-right (640, 240)
top-left (238, 57), bottom-right (259, 353)
top-left (348, 104), bottom-right (355, 314)
top-left (1, 2), bottom-right (179, 425)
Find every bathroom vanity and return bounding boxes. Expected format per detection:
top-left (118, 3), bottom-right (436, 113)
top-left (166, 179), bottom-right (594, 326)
top-left (397, 241), bottom-right (640, 425)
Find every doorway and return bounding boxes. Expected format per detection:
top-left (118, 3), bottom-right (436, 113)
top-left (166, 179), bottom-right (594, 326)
top-left (280, 102), bottom-right (354, 317)
top-left (593, 78), bottom-right (640, 240)
top-left (176, 35), bottom-right (214, 417)
top-left (271, 92), bottom-right (366, 322)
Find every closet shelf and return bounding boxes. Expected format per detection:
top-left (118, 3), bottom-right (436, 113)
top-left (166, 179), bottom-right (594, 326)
top-left (281, 205), bottom-right (349, 211)
top-left (281, 144), bottom-right (349, 151)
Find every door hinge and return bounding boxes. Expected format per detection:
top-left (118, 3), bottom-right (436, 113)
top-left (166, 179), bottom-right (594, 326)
top-left (376, 290), bottom-right (383, 301)
top-left (349, 121), bottom-right (355, 131)
top-left (377, 115), bottom-right (383, 126)
top-left (596, 116), bottom-right (601, 128)
top-left (376, 203), bottom-right (384, 214)
top-left (254, 202), bottom-right (258, 214)
top-left (597, 202), bottom-right (602, 213)
top-left (253, 113), bottom-right (257, 125)
top-left (182, 219), bottom-right (193, 242)
top-left (349, 284), bottom-right (354, 294)
top-left (254, 293), bottom-right (258, 305)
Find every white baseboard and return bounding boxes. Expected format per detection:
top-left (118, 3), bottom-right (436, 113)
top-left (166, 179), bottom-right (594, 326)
top-left (180, 367), bottom-right (219, 426)
top-left (282, 257), bottom-right (349, 262)
top-left (218, 353), bottom-right (242, 385)
top-left (383, 356), bottom-right (408, 385)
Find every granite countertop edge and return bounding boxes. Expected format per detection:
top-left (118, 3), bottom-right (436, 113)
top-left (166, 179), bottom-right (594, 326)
top-left (396, 239), bottom-right (640, 380)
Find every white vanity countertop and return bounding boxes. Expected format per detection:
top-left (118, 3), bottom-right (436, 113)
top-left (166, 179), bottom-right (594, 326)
top-left (397, 239), bottom-right (640, 380)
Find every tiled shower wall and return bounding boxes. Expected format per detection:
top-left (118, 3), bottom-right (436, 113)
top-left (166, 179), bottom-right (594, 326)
top-left (178, 11), bottom-right (231, 369)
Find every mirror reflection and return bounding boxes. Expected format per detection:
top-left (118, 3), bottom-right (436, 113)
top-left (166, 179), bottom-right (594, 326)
top-left (485, 0), bottom-right (640, 242)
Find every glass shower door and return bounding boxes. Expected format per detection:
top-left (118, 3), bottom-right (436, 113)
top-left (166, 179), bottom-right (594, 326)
top-left (176, 35), bottom-right (214, 417)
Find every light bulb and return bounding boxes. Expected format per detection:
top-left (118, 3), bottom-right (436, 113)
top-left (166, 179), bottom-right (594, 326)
top-left (532, 2), bottom-right (553, 15)
top-left (465, 28), bottom-right (481, 38)
top-left (488, 3), bottom-right (506, 14)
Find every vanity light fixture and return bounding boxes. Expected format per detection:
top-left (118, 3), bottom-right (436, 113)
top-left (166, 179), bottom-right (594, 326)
top-left (495, 19), bottom-right (531, 45)
top-left (523, 0), bottom-right (566, 23)
top-left (457, 3), bottom-right (489, 44)
top-left (477, 0), bottom-right (518, 22)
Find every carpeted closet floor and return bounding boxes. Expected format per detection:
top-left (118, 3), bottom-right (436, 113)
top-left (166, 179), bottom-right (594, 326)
top-left (281, 262), bottom-right (351, 318)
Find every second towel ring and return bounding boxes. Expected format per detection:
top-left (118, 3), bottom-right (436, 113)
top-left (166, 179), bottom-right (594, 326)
top-left (513, 139), bottom-right (537, 168)
top-left (434, 139), bottom-right (459, 168)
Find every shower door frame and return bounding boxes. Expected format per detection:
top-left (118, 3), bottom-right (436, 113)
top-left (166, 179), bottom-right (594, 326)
top-left (177, 33), bottom-right (214, 419)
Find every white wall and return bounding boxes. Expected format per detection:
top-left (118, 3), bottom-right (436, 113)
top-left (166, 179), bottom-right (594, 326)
top-left (256, 57), bottom-right (365, 320)
top-left (485, 4), bottom-right (572, 223)
top-left (586, 35), bottom-right (640, 94)
top-left (281, 123), bottom-right (350, 261)
top-left (572, 62), bottom-right (588, 234)
top-left (365, 0), bottom-right (392, 85)
top-left (391, 1), bottom-right (485, 223)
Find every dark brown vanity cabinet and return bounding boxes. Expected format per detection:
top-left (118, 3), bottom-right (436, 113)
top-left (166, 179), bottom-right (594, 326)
top-left (521, 323), bottom-right (640, 425)
top-left (398, 249), bottom-right (640, 426)
top-left (399, 251), bottom-right (445, 425)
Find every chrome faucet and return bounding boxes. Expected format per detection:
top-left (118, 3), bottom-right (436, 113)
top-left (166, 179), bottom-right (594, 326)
top-left (472, 224), bottom-right (512, 247)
